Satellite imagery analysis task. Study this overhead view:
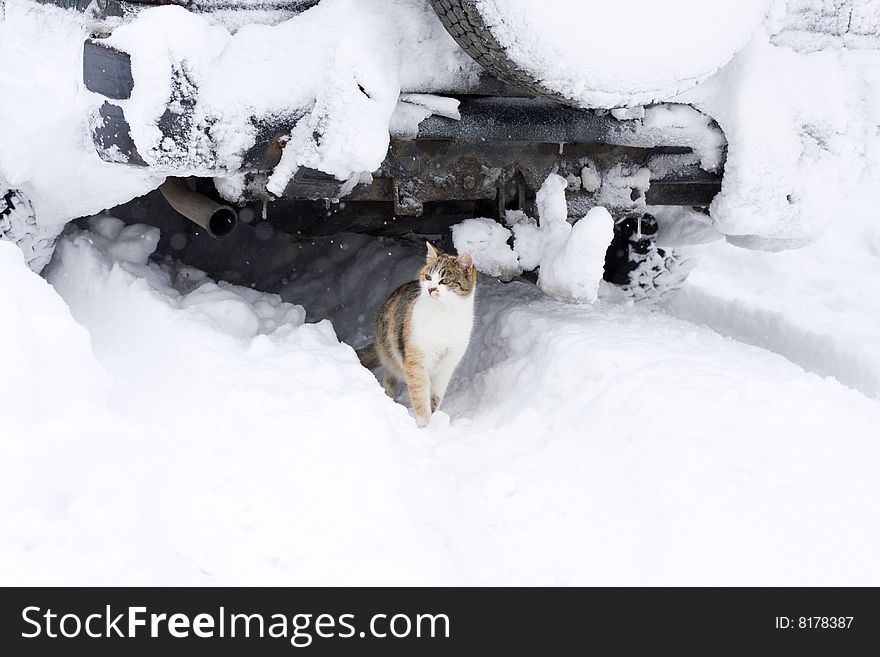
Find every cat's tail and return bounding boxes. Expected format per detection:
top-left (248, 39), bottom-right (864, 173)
top-left (356, 343), bottom-right (380, 369)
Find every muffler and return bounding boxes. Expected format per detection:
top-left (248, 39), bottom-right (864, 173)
top-left (159, 177), bottom-right (238, 239)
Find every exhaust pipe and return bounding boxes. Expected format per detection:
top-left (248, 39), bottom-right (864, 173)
top-left (159, 177), bottom-right (238, 239)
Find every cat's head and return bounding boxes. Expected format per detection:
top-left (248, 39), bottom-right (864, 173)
top-left (419, 242), bottom-right (476, 300)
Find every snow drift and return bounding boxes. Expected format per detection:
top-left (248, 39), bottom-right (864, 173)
top-left (3, 220), bottom-right (880, 585)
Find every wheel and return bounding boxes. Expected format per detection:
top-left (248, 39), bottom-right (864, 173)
top-left (429, 0), bottom-right (575, 105)
top-left (603, 213), bottom-right (693, 302)
top-left (1, 189), bottom-right (62, 272)
top-left (429, 0), bottom-right (769, 108)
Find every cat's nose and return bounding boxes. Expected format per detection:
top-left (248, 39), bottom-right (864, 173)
top-left (428, 287), bottom-right (438, 296)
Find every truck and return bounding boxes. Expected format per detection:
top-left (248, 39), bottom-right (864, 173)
top-left (5, 0), bottom-right (864, 297)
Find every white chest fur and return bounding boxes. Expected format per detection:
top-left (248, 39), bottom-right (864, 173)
top-left (410, 290), bottom-right (474, 368)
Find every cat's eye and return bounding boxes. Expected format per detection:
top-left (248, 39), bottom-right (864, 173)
top-left (441, 278), bottom-right (450, 285)
top-left (425, 274), bottom-right (432, 281)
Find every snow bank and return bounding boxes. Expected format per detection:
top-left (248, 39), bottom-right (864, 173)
top-left (476, 0), bottom-right (770, 108)
top-left (445, 279), bottom-right (880, 585)
top-left (5, 219), bottom-right (454, 585)
top-left (4, 223), bottom-right (880, 585)
top-left (226, 231), bottom-right (880, 584)
top-left (0, 240), bottom-right (108, 428)
top-left (669, 199), bottom-right (880, 398)
top-left (0, 239), bottom-right (138, 585)
top-left (0, 1), bottom-right (161, 227)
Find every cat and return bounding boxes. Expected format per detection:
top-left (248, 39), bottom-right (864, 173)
top-left (357, 242), bottom-right (476, 427)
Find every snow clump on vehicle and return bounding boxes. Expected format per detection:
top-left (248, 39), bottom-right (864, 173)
top-left (103, 0), bottom-right (481, 191)
top-left (453, 173), bottom-right (614, 303)
top-left (471, 0), bottom-right (772, 108)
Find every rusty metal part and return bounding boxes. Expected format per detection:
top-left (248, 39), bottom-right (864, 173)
top-left (279, 139), bottom-right (720, 219)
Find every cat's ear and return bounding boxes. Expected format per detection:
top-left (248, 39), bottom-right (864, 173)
top-left (426, 242), bottom-right (440, 260)
top-left (457, 252), bottom-right (473, 269)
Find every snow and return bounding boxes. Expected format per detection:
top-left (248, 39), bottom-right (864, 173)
top-left (0, 0), bottom-right (479, 224)
top-left (3, 220), bottom-right (880, 585)
top-left (642, 104), bottom-right (725, 172)
top-left (652, 205), bottom-right (723, 247)
top-left (668, 199), bottom-right (880, 399)
top-left (537, 206), bottom-right (614, 304)
top-left (455, 174), bottom-right (614, 303)
top-left (3, 0), bottom-right (880, 587)
top-left (475, 0), bottom-right (771, 108)
top-left (591, 162), bottom-right (652, 213)
top-left (772, 0), bottom-right (880, 51)
top-left (398, 93), bottom-right (462, 120)
top-left (0, 240), bottom-right (108, 428)
top-left (391, 94), bottom-right (462, 139)
top-left (680, 34), bottom-right (880, 242)
top-left (0, 1), bottom-right (161, 227)
top-left (579, 160), bottom-right (601, 194)
top-left (531, 175), bottom-right (614, 303)
top-left (458, 1), bottom-right (880, 243)
top-left (104, 0), bottom-right (480, 187)
top-left (451, 216), bottom-right (518, 280)
top-left (13, 223), bottom-right (444, 584)
top-left (2, 0), bottom-right (877, 246)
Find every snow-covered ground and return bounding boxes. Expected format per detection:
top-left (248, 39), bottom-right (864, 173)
top-left (672, 208), bottom-right (880, 399)
top-left (2, 217), bottom-right (879, 585)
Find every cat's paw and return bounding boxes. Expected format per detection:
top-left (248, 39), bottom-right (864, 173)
top-left (415, 413), bottom-right (431, 428)
top-left (427, 410), bottom-right (451, 429)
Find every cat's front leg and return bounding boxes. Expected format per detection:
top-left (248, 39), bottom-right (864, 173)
top-left (404, 353), bottom-right (432, 427)
top-left (429, 352), bottom-right (461, 413)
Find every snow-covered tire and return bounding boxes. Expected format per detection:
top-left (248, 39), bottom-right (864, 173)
top-left (429, 0), bottom-right (575, 105)
top-left (1, 189), bottom-right (61, 272)
top-left (604, 214), bottom-right (694, 302)
top-left (430, 0), bottom-right (770, 109)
